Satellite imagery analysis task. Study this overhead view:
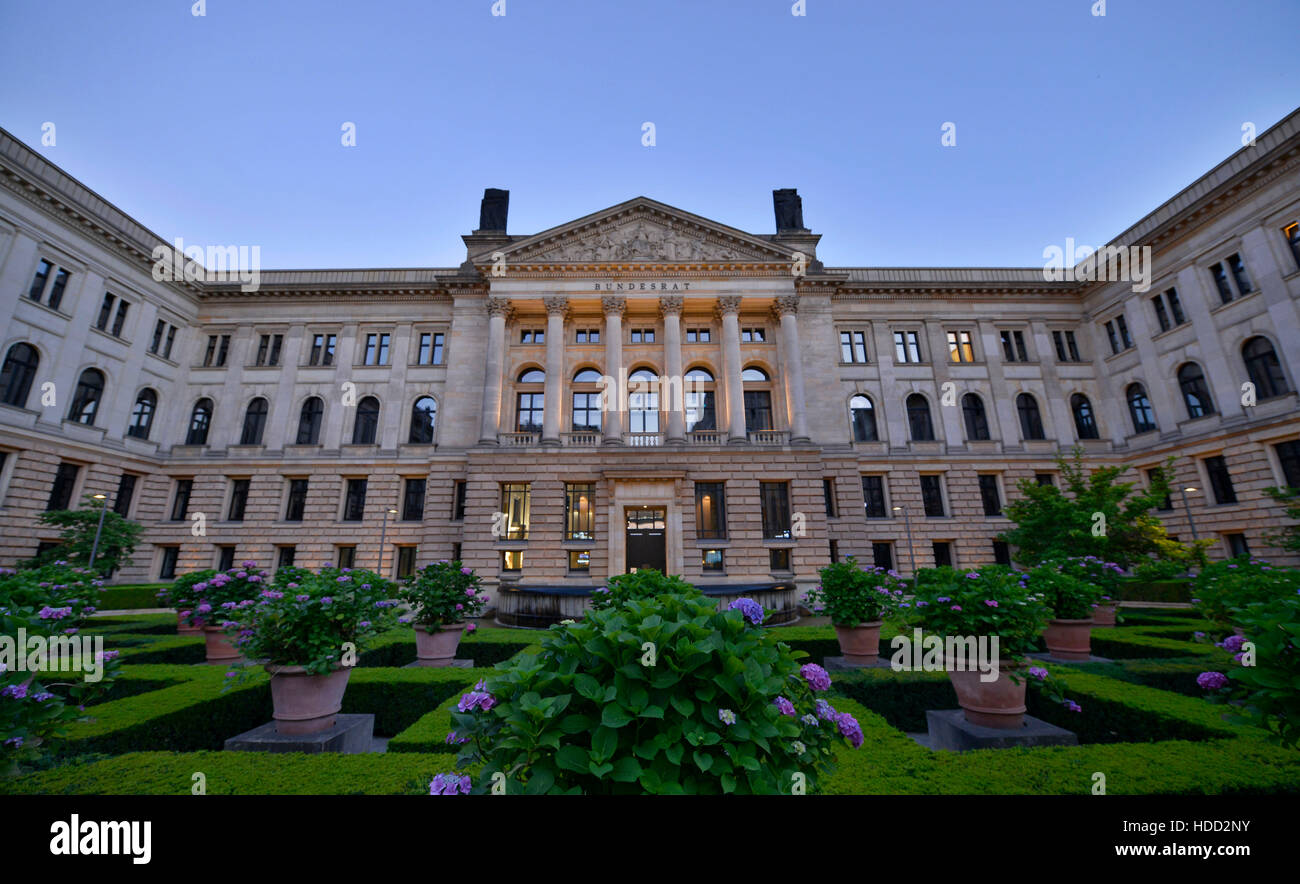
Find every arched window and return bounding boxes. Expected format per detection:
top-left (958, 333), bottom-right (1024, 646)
top-left (628, 368), bottom-right (659, 434)
top-left (1242, 336), bottom-right (1289, 399)
top-left (742, 365), bottom-right (772, 431)
top-left (186, 398), bottom-right (213, 445)
top-left (961, 393), bottom-right (989, 441)
top-left (1016, 393), bottom-right (1045, 440)
top-left (409, 396), bottom-right (437, 444)
top-left (850, 395), bottom-right (877, 442)
top-left (516, 367), bottom-right (544, 432)
top-left (296, 397), bottom-right (324, 444)
top-left (127, 389), bottom-right (157, 440)
top-left (906, 393), bottom-right (934, 441)
top-left (68, 369), bottom-right (105, 425)
top-left (0, 343), bottom-right (39, 408)
top-left (571, 368), bottom-right (603, 433)
top-left (1177, 362), bottom-right (1215, 419)
top-left (352, 396), bottom-right (380, 444)
top-left (240, 397), bottom-right (269, 445)
top-left (1126, 383), bottom-right (1157, 434)
top-left (1070, 393), bottom-right (1099, 439)
top-left (684, 367), bottom-right (715, 432)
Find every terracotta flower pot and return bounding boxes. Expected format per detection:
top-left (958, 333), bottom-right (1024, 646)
top-left (265, 664), bottom-right (352, 735)
top-left (833, 620), bottom-right (884, 665)
top-left (413, 622), bottom-right (466, 667)
top-left (1043, 618), bottom-right (1094, 661)
top-left (1092, 604), bottom-right (1117, 627)
top-left (947, 662), bottom-right (1026, 729)
top-left (177, 612), bottom-right (202, 635)
top-left (202, 626), bottom-right (242, 664)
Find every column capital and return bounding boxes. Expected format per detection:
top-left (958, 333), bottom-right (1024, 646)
top-left (486, 296), bottom-right (514, 318)
top-left (772, 295), bottom-right (800, 318)
top-left (601, 296), bottom-right (627, 316)
top-left (658, 295), bottom-right (683, 317)
top-left (715, 295), bottom-right (742, 317)
top-left (543, 295), bottom-right (570, 318)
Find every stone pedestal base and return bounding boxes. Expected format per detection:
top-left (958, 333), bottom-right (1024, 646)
top-left (224, 714), bottom-right (375, 754)
top-left (1028, 651), bottom-right (1113, 665)
top-left (923, 709), bottom-right (1078, 752)
top-left (823, 656), bottom-right (895, 671)
top-left (402, 658), bottom-right (473, 669)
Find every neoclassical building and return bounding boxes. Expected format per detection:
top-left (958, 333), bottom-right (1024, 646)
top-left (1, 111), bottom-right (1298, 621)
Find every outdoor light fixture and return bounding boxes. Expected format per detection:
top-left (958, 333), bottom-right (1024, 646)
top-left (893, 505), bottom-right (916, 576)
top-left (377, 507), bottom-right (399, 572)
top-left (1179, 486), bottom-right (1200, 542)
top-left (88, 492), bottom-right (110, 570)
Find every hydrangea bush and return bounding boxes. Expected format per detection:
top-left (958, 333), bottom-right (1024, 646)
top-left (0, 564), bottom-right (121, 767)
top-left (905, 566), bottom-right (1052, 658)
top-left (589, 569), bottom-right (700, 612)
top-left (1030, 561), bottom-right (1106, 620)
top-left (805, 557), bottom-right (905, 625)
top-left (1192, 557), bottom-right (1299, 633)
top-left (397, 560), bottom-right (486, 632)
top-left (155, 568), bottom-right (216, 617)
top-left (218, 566), bottom-right (399, 676)
top-left (184, 563), bottom-right (270, 628)
top-left (439, 576), bottom-right (862, 794)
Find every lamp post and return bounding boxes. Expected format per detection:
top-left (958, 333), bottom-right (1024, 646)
top-left (377, 507), bottom-right (398, 575)
top-left (1179, 486), bottom-right (1200, 542)
top-left (892, 505), bottom-right (916, 576)
top-left (88, 493), bottom-right (110, 571)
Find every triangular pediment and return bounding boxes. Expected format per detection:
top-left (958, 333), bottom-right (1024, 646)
top-left (492, 197), bottom-right (796, 264)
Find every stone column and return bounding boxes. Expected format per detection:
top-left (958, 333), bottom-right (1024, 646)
top-left (717, 295), bottom-right (747, 443)
top-left (660, 295), bottom-right (685, 444)
top-left (774, 295), bottom-right (810, 443)
top-left (542, 296), bottom-right (567, 446)
top-left (601, 296), bottom-right (625, 445)
top-left (478, 297), bottom-right (511, 445)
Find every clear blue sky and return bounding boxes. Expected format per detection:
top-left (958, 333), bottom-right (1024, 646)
top-left (1, 0), bottom-right (1296, 269)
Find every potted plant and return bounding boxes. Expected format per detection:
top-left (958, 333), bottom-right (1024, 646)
top-left (907, 566), bottom-right (1053, 729)
top-left (157, 569), bottom-right (214, 635)
top-left (184, 563), bottom-right (270, 663)
top-left (1030, 562), bottom-right (1105, 660)
top-left (1191, 557), bottom-right (1298, 637)
top-left (220, 566), bottom-right (398, 734)
top-left (397, 560), bottom-right (487, 666)
top-left (806, 558), bottom-right (904, 664)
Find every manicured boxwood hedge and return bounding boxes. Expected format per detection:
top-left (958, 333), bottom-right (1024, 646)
top-left (96, 584), bottom-right (168, 610)
top-left (1117, 578), bottom-right (1192, 603)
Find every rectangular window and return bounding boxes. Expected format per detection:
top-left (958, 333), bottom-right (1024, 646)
top-left (893, 330), bottom-right (921, 363)
top-left (840, 329), bottom-right (868, 363)
top-left (277, 546), bottom-right (296, 569)
top-left (575, 328), bottom-right (601, 344)
top-left (111, 300), bottom-right (130, 337)
top-left (227, 478), bottom-right (250, 522)
top-left (1209, 261), bottom-right (1235, 303)
top-left (343, 478), bottom-right (368, 521)
top-left (47, 269), bottom-right (70, 309)
top-left (769, 548), bottom-right (791, 572)
top-left (309, 333), bottom-right (337, 366)
top-left (203, 334), bottom-right (231, 367)
top-left (28, 259), bottom-right (53, 302)
top-left (568, 550), bottom-right (591, 572)
top-left (337, 546), bottom-right (357, 570)
top-left (170, 479), bottom-right (193, 521)
top-left (452, 480), bottom-right (467, 521)
top-left (978, 474), bottom-right (1002, 516)
top-left (1167, 288), bottom-right (1186, 325)
top-left (217, 545), bottom-right (236, 572)
top-left (701, 549), bottom-right (724, 572)
top-left (1204, 455), bottom-right (1237, 505)
top-left (363, 333), bottom-right (391, 365)
top-left (871, 542), bottom-right (893, 570)
top-left (1034, 473), bottom-right (1055, 487)
top-left (1146, 468), bottom-right (1173, 511)
top-left (1104, 321), bottom-right (1120, 355)
top-left (402, 478), bottom-right (427, 521)
top-left (501, 483), bottom-right (530, 540)
top-left (1116, 316), bottom-right (1133, 349)
top-left (565, 483), bottom-right (595, 540)
top-left (759, 481), bottom-right (792, 540)
top-left (741, 327), bottom-right (766, 343)
top-left (629, 329), bottom-right (655, 344)
top-left (397, 546), bottom-right (417, 579)
top-left (416, 332), bottom-right (445, 365)
top-left (1276, 440), bottom-right (1300, 489)
top-left (1052, 330), bottom-right (1082, 362)
top-left (1227, 253), bottom-right (1253, 294)
top-left (822, 478), bottom-right (836, 518)
top-left (685, 328), bottom-right (710, 343)
top-left (992, 540), bottom-right (1011, 565)
top-left (158, 546), bottom-right (179, 580)
top-left (520, 329), bottom-right (544, 344)
top-left (285, 478), bottom-right (309, 521)
top-left (1226, 533), bottom-right (1250, 558)
top-left (255, 334), bottom-right (283, 367)
top-left (48, 462), bottom-right (80, 511)
top-left (113, 473), bottom-right (138, 517)
top-left (862, 475), bottom-right (887, 519)
top-left (828, 540), bottom-right (840, 564)
top-left (164, 326), bottom-right (177, 359)
top-left (1151, 293), bottom-right (1171, 332)
top-left (1000, 330), bottom-right (1029, 362)
top-left (502, 550), bottom-right (523, 572)
top-left (96, 293), bottom-right (116, 331)
top-left (920, 475), bottom-right (946, 517)
top-left (947, 330), bottom-right (975, 363)
top-left (451, 542), bottom-right (462, 562)
top-left (151, 319), bottom-right (166, 353)
top-left (932, 541), bottom-right (953, 568)
top-left (694, 482), bottom-right (727, 539)
top-left (1284, 222), bottom-right (1300, 270)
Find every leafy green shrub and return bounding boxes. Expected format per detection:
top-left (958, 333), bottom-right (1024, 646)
top-left (1029, 561), bottom-right (1105, 620)
top-left (28, 497), bottom-right (143, 576)
top-left (806, 557), bottom-right (905, 625)
top-left (1192, 557), bottom-right (1298, 631)
top-left (183, 565), bottom-right (267, 627)
top-left (1133, 558), bottom-right (1190, 583)
top-left (905, 565), bottom-right (1051, 658)
top-left (397, 560), bottom-right (486, 632)
top-left (441, 590), bottom-right (863, 794)
top-left (590, 569), bottom-right (700, 611)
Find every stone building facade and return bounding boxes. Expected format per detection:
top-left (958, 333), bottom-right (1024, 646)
top-left (1, 111), bottom-right (1298, 603)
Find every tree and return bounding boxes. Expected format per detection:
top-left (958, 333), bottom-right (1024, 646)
top-left (998, 448), bottom-right (1205, 568)
top-left (1262, 486), bottom-right (1300, 553)
top-left (29, 495), bottom-right (143, 576)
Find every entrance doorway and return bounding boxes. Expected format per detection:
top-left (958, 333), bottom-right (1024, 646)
top-left (625, 507), bottom-right (666, 573)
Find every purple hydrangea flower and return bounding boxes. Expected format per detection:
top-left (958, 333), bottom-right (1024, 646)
top-left (429, 773), bottom-right (473, 795)
top-left (2, 684), bottom-right (29, 700)
top-left (718, 708), bottom-right (737, 726)
top-left (445, 731), bottom-right (470, 745)
top-left (772, 696), bottom-right (796, 716)
top-left (950, 605), bottom-right (963, 612)
top-left (1220, 635), bottom-right (1246, 653)
top-left (728, 597), bottom-right (765, 626)
top-left (1029, 667), bottom-right (1049, 680)
top-left (1063, 700), bottom-right (1082, 713)
top-left (835, 712), bottom-right (864, 748)
top-left (984, 600), bottom-right (999, 608)
top-left (1197, 671), bottom-right (1229, 691)
top-left (800, 663), bottom-right (832, 691)
top-left (801, 714), bottom-right (818, 727)
top-left (815, 699), bottom-right (838, 721)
